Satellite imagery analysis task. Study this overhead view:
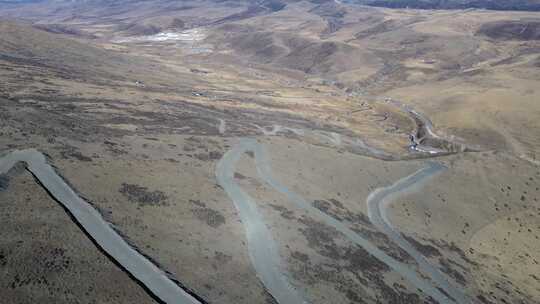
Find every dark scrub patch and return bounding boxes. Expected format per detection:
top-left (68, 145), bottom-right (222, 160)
top-left (345, 288), bottom-right (365, 303)
top-left (119, 183), bottom-right (168, 206)
top-left (312, 199), bottom-right (371, 225)
top-left (476, 294), bottom-right (496, 304)
top-left (345, 246), bottom-right (390, 274)
top-left (477, 21), bottom-right (540, 41)
top-left (403, 234), bottom-right (442, 257)
top-left (269, 204), bottom-right (295, 220)
top-left (189, 199), bottom-right (206, 208)
top-left (60, 149), bottom-right (92, 162)
top-left (439, 258), bottom-right (467, 286)
top-left (353, 227), bottom-right (412, 263)
top-left (291, 251), bottom-right (309, 263)
top-left (292, 215), bottom-right (425, 303)
top-left (432, 239), bottom-right (477, 266)
top-left (298, 216), bottom-right (390, 274)
top-left (327, 198), bottom-right (345, 209)
top-left (373, 275), bottom-right (423, 304)
top-left (0, 250), bottom-right (6, 266)
top-left (191, 207), bottom-right (226, 228)
top-left (234, 172), bottom-right (246, 179)
top-left (298, 216), bottom-right (342, 259)
top-left (194, 151), bottom-right (223, 161)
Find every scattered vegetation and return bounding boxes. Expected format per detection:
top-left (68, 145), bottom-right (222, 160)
top-left (119, 183), bottom-right (168, 206)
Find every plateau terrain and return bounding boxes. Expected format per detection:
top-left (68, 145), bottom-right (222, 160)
top-left (0, 1), bottom-right (539, 304)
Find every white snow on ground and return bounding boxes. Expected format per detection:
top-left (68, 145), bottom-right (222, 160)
top-left (113, 29), bottom-right (212, 53)
top-left (114, 29), bottom-right (207, 43)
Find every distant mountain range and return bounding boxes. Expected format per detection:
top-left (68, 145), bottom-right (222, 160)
top-left (0, 0), bottom-right (45, 3)
top-left (349, 0), bottom-right (540, 11)
top-left (1, 0), bottom-right (540, 11)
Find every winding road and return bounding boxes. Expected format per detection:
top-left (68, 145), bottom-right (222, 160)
top-left (216, 140), bottom-right (308, 304)
top-left (367, 162), bottom-right (469, 304)
top-left (218, 138), bottom-right (466, 304)
top-left (0, 140), bottom-right (468, 304)
top-left (0, 149), bottom-right (204, 304)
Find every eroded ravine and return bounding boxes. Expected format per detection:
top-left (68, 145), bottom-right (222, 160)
top-left (218, 138), bottom-right (463, 304)
top-left (0, 149), bottom-right (205, 304)
top-left (383, 98), bottom-right (471, 155)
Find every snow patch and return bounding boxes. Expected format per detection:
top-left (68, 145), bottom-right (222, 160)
top-left (113, 29), bottom-right (206, 43)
